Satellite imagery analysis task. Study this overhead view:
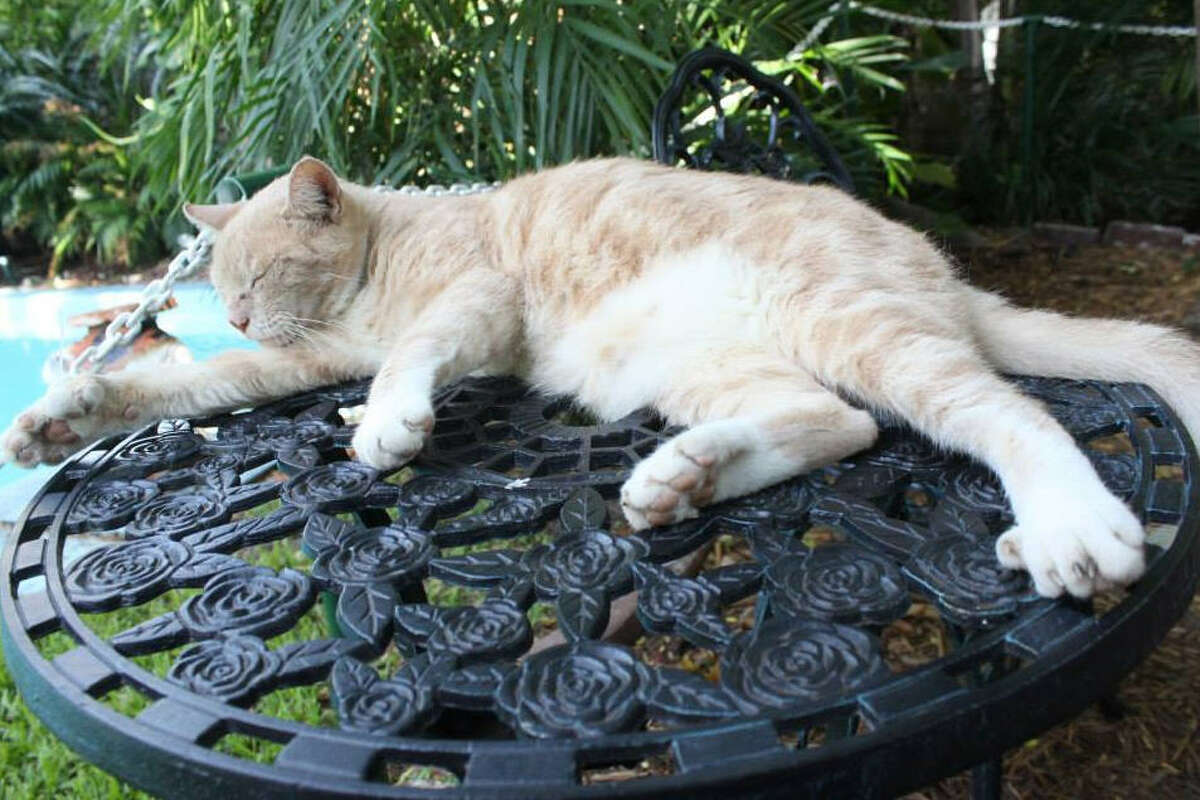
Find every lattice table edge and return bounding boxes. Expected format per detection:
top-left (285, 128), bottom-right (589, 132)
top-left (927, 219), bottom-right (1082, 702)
top-left (2, 376), bottom-right (1198, 800)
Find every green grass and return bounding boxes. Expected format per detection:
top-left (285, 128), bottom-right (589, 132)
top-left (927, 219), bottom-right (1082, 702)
top-left (0, 487), bottom-right (549, 795)
top-left (0, 534), bottom-right (324, 798)
top-left (0, 632), bottom-right (151, 799)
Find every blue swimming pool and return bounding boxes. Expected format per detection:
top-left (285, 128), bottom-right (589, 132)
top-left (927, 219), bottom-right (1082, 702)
top-left (0, 282), bottom-right (256, 497)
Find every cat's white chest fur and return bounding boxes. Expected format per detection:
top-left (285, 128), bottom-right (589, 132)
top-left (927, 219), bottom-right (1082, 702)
top-left (534, 244), bottom-right (771, 420)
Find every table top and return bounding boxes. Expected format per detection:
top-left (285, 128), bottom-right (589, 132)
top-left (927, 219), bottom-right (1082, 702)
top-left (3, 375), bottom-right (1197, 799)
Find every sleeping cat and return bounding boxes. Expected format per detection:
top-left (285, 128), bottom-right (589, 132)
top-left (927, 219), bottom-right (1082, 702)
top-left (5, 156), bottom-right (1197, 600)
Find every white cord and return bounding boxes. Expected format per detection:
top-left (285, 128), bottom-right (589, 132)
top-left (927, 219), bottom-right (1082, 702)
top-left (790, 1), bottom-right (1196, 58)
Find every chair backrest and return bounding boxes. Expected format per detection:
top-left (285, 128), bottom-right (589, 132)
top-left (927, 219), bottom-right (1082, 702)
top-left (653, 47), bottom-right (855, 194)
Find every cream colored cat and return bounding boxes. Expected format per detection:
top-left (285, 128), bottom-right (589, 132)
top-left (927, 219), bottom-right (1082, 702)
top-left (5, 156), bottom-right (1197, 600)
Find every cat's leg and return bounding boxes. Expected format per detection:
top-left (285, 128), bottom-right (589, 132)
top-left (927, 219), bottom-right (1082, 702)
top-left (620, 355), bottom-right (878, 529)
top-left (2, 348), bottom-right (359, 466)
top-left (814, 325), bottom-right (1144, 598)
top-left (352, 270), bottom-right (521, 469)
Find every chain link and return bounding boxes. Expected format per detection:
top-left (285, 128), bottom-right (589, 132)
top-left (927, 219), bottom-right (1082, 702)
top-left (70, 179), bottom-right (502, 375)
top-left (791, 1), bottom-right (1196, 57)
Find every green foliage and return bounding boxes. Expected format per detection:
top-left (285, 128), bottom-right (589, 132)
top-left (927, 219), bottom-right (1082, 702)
top-left (987, 2), bottom-right (1200, 227)
top-left (0, 7), bottom-right (164, 274)
top-left (103, 0), bottom-right (911, 203)
top-left (0, 0), bottom-right (915, 274)
top-left (878, 0), bottom-right (1200, 227)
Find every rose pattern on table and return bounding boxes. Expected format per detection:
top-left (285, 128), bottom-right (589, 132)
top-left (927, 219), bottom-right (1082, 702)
top-left (938, 466), bottom-right (1012, 523)
top-left (394, 598), bottom-right (532, 664)
top-left (168, 635), bottom-right (282, 704)
top-left (493, 640), bottom-right (745, 738)
top-left (280, 462), bottom-right (379, 510)
top-left (310, 526), bottom-right (433, 589)
top-left (905, 535), bottom-right (1041, 626)
top-left (253, 417), bottom-right (334, 454)
top-left (630, 560), bottom-right (762, 649)
top-left (1089, 450), bottom-right (1140, 501)
top-left (528, 527), bottom-right (651, 640)
top-left (124, 486), bottom-right (231, 539)
top-left (65, 479), bottom-right (159, 532)
top-left (720, 618), bottom-right (891, 710)
top-left (24, 373), bottom-right (1175, 754)
top-left (331, 654), bottom-right (448, 735)
top-left (765, 543), bottom-right (909, 627)
top-left (496, 641), bottom-right (650, 738)
top-left (65, 537), bottom-right (192, 609)
top-left (107, 431), bottom-right (203, 474)
top-left (178, 566), bottom-right (315, 637)
top-left (303, 513), bottom-right (436, 651)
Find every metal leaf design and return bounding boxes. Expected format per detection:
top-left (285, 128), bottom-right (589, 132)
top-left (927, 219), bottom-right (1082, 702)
top-left (276, 638), bottom-right (368, 683)
top-left (554, 589), bottom-right (609, 642)
top-left (336, 582), bottom-right (398, 649)
top-left (559, 487), bottom-right (607, 532)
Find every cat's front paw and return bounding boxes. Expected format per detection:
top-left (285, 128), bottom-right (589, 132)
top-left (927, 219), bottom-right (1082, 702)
top-left (996, 485), bottom-right (1145, 598)
top-left (1, 376), bottom-right (132, 466)
top-left (350, 401), bottom-right (435, 470)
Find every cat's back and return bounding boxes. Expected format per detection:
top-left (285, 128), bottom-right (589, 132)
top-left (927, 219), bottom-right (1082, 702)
top-left (486, 158), bottom-right (941, 305)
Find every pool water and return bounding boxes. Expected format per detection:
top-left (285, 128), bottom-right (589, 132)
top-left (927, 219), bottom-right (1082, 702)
top-left (0, 282), bottom-right (256, 493)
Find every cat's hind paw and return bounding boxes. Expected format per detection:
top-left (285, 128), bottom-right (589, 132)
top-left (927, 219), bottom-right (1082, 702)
top-left (620, 438), bottom-right (719, 530)
top-left (996, 489), bottom-right (1145, 598)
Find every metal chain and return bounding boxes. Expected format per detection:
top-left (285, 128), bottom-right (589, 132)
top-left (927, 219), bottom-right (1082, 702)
top-left (70, 179), bottom-right (502, 375)
top-left (69, 232), bottom-right (214, 374)
top-left (791, 1), bottom-right (1196, 56)
top-left (374, 181), bottom-right (501, 196)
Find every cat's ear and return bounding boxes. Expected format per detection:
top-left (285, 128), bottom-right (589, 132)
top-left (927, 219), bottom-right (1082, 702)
top-left (286, 156), bottom-right (342, 223)
top-left (182, 202), bottom-right (243, 233)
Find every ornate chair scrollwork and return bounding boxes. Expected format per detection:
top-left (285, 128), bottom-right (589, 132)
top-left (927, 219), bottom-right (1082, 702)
top-left (653, 47), bottom-right (855, 193)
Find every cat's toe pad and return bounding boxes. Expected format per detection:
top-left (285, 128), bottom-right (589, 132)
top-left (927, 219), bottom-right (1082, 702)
top-left (996, 492), bottom-right (1145, 598)
top-left (620, 441), bottom-right (718, 530)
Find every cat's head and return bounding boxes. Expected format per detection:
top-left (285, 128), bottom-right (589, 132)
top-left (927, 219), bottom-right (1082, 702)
top-left (184, 156), bottom-right (367, 347)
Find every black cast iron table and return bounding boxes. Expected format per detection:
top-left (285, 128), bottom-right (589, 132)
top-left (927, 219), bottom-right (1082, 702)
top-left (2, 373), bottom-right (1198, 799)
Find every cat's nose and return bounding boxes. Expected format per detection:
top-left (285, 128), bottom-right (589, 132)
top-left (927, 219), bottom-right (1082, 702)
top-left (229, 314), bottom-right (250, 333)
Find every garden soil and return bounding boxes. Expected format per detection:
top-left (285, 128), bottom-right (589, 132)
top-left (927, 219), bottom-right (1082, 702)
top-left (914, 240), bottom-right (1200, 800)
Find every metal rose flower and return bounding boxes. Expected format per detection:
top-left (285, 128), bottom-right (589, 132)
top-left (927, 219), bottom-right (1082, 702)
top-left (178, 567), bottom-right (314, 638)
top-left (766, 544), bottom-right (909, 627)
top-left (125, 487), bottom-right (229, 539)
top-left (168, 636), bottom-right (281, 704)
top-left (426, 599), bottom-right (532, 662)
top-left (532, 529), bottom-right (647, 595)
top-left (331, 656), bottom-right (443, 736)
top-left (66, 479), bottom-right (159, 532)
top-left (64, 538), bottom-right (191, 610)
top-left (636, 570), bottom-right (720, 629)
top-left (940, 466), bottom-right (1011, 520)
top-left (189, 453), bottom-right (244, 480)
top-left (310, 525), bottom-right (433, 589)
top-left (905, 535), bottom-right (1037, 626)
top-left (111, 431), bottom-right (202, 469)
top-left (396, 475), bottom-right (475, 511)
top-left (253, 418), bottom-right (334, 454)
top-left (720, 619), bottom-right (890, 710)
top-left (280, 462), bottom-right (377, 510)
top-left (496, 641), bottom-right (648, 738)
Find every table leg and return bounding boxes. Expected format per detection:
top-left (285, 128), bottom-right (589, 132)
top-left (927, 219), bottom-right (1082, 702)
top-left (1097, 692), bottom-right (1128, 721)
top-left (970, 757), bottom-right (1003, 800)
